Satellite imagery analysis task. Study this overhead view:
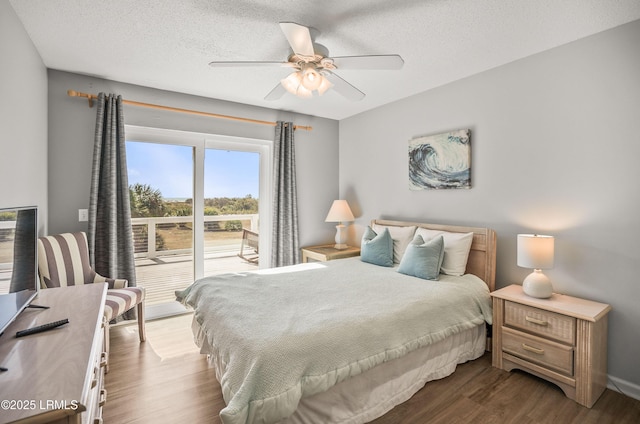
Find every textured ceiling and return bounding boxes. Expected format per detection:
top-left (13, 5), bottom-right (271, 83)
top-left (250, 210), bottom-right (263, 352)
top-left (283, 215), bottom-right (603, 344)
top-left (9, 0), bottom-right (640, 120)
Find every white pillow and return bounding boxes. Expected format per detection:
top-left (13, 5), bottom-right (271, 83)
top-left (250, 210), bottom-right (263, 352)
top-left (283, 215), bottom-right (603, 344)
top-left (372, 224), bottom-right (417, 264)
top-left (415, 228), bottom-right (474, 276)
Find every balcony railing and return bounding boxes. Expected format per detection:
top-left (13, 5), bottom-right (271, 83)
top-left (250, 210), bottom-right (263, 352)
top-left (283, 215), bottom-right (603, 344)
top-left (131, 214), bottom-right (260, 307)
top-left (131, 214), bottom-right (259, 259)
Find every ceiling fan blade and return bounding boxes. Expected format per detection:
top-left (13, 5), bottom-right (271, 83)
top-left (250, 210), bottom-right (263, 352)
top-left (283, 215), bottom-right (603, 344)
top-left (209, 61), bottom-right (296, 68)
top-left (279, 22), bottom-right (315, 57)
top-left (331, 55), bottom-right (404, 70)
top-left (264, 83), bottom-right (286, 101)
top-left (324, 72), bottom-right (365, 101)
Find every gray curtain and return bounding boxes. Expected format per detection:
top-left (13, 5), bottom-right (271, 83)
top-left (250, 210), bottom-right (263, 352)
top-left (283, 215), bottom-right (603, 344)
top-left (271, 121), bottom-right (300, 267)
top-left (88, 93), bottom-right (137, 319)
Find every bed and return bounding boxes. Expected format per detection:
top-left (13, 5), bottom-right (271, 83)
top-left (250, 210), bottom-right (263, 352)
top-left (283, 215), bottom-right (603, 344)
top-left (180, 219), bottom-right (497, 424)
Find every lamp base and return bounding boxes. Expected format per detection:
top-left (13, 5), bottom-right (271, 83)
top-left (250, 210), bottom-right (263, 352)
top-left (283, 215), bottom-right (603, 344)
top-left (334, 224), bottom-right (348, 250)
top-left (522, 269), bottom-right (553, 298)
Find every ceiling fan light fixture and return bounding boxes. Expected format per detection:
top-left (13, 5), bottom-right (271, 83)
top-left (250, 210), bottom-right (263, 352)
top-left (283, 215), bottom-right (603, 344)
top-left (301, 67), bottom-right (322, 91)
top-left (295, 84), bottom-right (313, 98)
top-left (281, 71), bottom-right (314, 98)
top-left (281, 72), bottom-right (302, 95)
top-left (317, 75), bottom-right (333, 95)
top-left (281, 63), bottom-right (332, 99)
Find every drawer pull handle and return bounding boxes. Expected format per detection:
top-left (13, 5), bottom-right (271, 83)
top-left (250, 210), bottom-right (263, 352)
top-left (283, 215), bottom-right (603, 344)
top-left (522, 343), bottom-right (545, 355)
top-left (525, 316), bottom-right (548, 326)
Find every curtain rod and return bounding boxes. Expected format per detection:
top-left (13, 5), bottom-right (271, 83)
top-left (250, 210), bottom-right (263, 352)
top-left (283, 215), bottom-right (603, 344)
top-left (66, 90), bottom-right (312, 131)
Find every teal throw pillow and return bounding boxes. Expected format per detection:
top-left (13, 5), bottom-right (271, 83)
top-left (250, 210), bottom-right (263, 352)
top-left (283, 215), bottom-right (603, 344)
top-left (361, 226), bottom-right (394, 267)
top-left (398, 234), bottom-right (445, 280)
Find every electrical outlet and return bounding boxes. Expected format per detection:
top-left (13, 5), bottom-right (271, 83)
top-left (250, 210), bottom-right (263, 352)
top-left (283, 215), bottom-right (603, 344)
top-left (78, 209), bottom-right (88, 222)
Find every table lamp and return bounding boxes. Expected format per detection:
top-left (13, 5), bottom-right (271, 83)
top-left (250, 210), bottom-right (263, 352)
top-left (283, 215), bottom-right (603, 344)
top-left (325, 200), bottom-right (355, 250)
top-left (517, 234), bottom-right (555, 298)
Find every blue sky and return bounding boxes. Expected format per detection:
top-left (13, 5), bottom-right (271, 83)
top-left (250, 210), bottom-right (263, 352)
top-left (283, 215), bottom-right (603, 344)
top-left (126, 142), bottom-right (259, 199)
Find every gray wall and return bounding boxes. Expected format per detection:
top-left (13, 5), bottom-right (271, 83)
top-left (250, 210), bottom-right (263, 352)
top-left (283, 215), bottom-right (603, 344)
top-left (47, 70), bottom-right (339, 247)
top-left (0, 0), bottom-right (48, 231)
top-left (340, 20), bottom-right (640, 392)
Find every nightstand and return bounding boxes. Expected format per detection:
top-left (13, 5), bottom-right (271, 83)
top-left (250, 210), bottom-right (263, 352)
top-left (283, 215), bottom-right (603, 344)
top-left (491, 284), bottom-right (611, 408)
top-left (301, 244), bottom-right (360, 262)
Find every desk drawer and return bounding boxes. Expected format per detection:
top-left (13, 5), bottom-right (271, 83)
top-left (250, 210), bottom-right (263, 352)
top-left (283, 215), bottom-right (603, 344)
top-left (502, 327), bottom-right (574, 376)
top-left (505, 301), bottom-right (576, 344)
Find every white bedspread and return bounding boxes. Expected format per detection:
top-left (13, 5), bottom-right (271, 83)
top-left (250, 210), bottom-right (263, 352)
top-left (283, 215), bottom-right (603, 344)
top-left (181, 257), bottom-right (493, 424)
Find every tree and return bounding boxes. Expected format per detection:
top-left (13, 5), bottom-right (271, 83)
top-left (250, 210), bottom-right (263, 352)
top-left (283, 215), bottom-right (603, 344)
top-left (129, 183), bottom-right (166, 217)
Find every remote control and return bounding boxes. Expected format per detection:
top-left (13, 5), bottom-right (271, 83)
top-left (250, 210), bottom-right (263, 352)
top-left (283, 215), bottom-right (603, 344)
top-left (15, 319), bottom-right (69, 338)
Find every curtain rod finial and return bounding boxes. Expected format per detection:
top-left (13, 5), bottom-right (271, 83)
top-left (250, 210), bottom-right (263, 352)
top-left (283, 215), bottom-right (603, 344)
top-left (67, 89), bottom-right (93, 107)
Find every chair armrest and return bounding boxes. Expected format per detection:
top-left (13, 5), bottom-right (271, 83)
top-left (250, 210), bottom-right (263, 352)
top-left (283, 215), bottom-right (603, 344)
top-left (94, 273), bottom-right (129, 289)
top-left (110, 278), bottom-right (129, 289)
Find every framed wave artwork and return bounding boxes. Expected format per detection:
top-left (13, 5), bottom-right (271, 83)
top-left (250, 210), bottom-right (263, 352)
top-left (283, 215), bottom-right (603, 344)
top-left (408, 129), bottom-right (471, 190)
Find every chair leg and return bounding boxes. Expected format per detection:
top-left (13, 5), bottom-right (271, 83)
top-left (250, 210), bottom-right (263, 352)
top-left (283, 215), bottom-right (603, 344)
top-left (137, 301), bottom-right (146, 342)
top-left (104, 318), bottom-right (110, 374)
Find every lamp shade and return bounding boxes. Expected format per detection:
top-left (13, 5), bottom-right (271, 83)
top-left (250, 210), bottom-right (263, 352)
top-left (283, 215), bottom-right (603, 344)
top-left (517, 234), bottom-right (554, 269)
top-left (325, 200), bottom-right (354, 223)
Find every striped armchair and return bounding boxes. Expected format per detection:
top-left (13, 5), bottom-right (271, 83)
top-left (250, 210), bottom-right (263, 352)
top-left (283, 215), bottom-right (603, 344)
top-left (37, 232), bottom-right (145, 372)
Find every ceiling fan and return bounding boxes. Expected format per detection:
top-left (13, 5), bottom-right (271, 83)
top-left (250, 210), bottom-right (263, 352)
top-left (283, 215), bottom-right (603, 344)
top-left (208, 22), bottom-right (404, 101)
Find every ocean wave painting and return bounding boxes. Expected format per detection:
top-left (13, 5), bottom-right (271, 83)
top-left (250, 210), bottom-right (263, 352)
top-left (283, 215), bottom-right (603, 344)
top-left (408, 129), bottom-right (471, 190)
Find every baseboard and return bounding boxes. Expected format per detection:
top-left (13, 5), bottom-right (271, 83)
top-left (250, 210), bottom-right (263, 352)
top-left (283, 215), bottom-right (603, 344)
top-left (608, 375), bottom-right (640, 401)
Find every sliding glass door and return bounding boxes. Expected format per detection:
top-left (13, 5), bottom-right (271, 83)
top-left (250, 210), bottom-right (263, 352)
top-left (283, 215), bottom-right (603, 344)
top-left (126, 141), bottom-right (194, 308)
top-left (125, 126), bottom-right (271, 310)
top-left (203, 148), bottom-right (260, 275)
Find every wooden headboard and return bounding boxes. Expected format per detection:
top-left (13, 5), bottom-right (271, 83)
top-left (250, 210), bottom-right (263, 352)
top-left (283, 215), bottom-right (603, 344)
top-left (371, 219), bottom-right (497, 292)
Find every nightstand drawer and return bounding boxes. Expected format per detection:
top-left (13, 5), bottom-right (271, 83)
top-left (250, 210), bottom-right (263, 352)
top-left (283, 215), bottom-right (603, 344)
top-left (505, 301), bottom-right (576, 344)
top-left (502, 327), bottom-right (574, 376)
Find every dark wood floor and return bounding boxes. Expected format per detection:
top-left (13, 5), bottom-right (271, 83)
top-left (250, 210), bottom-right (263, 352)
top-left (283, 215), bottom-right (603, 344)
top-left (104, 315), bottom-right (640, 423)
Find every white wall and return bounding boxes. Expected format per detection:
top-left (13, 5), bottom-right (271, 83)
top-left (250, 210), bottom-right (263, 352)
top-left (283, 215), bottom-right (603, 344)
top-left (0, 0), bottom-right (48, 231)
top-left (340, 20), bottom-right (640, 394)
top-left (46, 70), bottom-right (339, 248)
